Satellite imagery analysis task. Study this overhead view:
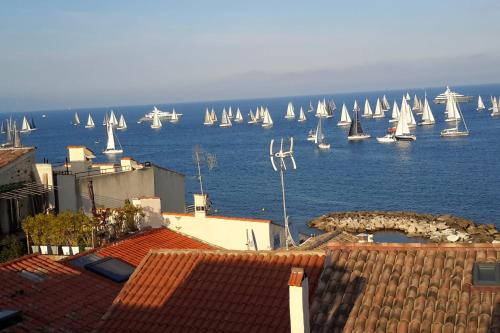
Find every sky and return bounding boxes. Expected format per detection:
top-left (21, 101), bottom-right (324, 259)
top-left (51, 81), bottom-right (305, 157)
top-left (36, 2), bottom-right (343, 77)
top-left (1, 0), bottom-right (499, 112)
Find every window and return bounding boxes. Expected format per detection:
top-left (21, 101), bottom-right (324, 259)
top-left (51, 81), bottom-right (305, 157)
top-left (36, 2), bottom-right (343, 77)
top-left (473, 263), bottom-right (500, 286)
top-left (0, 309), bottom-right (22, 330)
top-left (18, 269), bottom-right (46, 282)
top-left (84, 257), bottom-right (135, 283)
top-left (273, 234), bottom-right (281, 249)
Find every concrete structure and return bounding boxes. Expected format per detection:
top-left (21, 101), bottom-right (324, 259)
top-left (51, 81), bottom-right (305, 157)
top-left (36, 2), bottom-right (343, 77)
top-left (162, 194), bottom-right (286, 250)
top-left (288, 267), bottom-right (310, 333)
top-left (54, 146), bottom-right (185, 214)
top-left (0, 147), bottom-right (54, 235)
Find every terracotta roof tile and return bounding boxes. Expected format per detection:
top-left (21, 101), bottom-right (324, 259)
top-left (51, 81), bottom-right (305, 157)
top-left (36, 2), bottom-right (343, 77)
top-left (0, 254), bottom-right (120, 332)
top-left (95, 250), bottom-right (325, 332)
top-left (0, 147), bottom-right (34, 169)
top-left (310, 242), bottom-right (500, 332)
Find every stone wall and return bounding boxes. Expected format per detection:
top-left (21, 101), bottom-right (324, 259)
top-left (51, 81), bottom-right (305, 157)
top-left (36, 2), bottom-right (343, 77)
top-left (309, 211), bottom-right (500, 243)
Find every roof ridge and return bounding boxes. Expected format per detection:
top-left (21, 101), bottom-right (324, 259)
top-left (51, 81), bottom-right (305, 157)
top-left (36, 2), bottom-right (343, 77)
top-left (327, 242), bottom-right (500, 250)
top-left (148, 248), bottom-right (327, 256)
top-left (0, 253), bottom-right (40, 268)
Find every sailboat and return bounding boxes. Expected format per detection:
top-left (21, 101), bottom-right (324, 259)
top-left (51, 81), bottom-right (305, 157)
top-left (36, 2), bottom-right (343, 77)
top-left (30, 118), bottom-right (37, 131)
top-left (151, 109), bottom-right (162, 129)
top-left (170, 109), bottom-right (179, 123)
top-left (103, 123), bottom-right (123, 154)
top-left (327, 100), bottom-right (336, 116)
top-left (314, 116), bottom-right (330, 149)
top-left (403, 97), bottom-right (417, 128)
top-left (103, 112), bottom-right (109, 126)
top-left (389, 101), bottom-right (400, 123)
top-left (0, 121), bottom-right (4, 134)
top-left (20, 116), bottom-right (31, 133)
top-left (307, 101), bottom-right (314, 112)
top-left (262, 108), bottom-right (273, 128)
top-left (405, 92), bottom-right (411, 101)
top-left (109, 110), bottom-right (118, 126)
top-left (228, 107), bottom-right (233, 119)
top-left (490, 97), bottom-right (500, 117)
top-left (441, 94), bottom-right (469, 137)
top-left (418, 96), bottom-right (435, 126)
top-left (234, 108), bottom-right (244, 123)
top-left (444, 93), bottom-right (462, 122)
top-left (248, 110), bottom-right (257, 124)
top-left (477, 95), bottom-right (485, 111)
top-left (373, 98), bottom-right (385, 119)
top-left (219, 109), bottom-right (232, 127)
top-left (285, 102), bottom-right (295, 119)
top-left (337, 103), bottom-right (352, 126)
top-left (210, 109), bottom-right (218, 122)
top-left (117, 114), bottom-right (127, 130)
top-left (382, 95), bottom-right (390, 111)
top-left (394, 97), bottom-right (416, 141)
top-left (73, 112), bottom-right (80, 126)
top-left (315, 100), bottom-right (329, 118)
top-left (85, 114), bottom-right (95, 128)
top-left (204, 108), bottom-right (214, 126)
top-left (348, 101), bottom-right (371, 141)
top-left (298, 107), bottom-right (306, 122)
top-left (362, 99), bottom-right (373, 118)
top-left (412, 94), bottom-right (422, 113)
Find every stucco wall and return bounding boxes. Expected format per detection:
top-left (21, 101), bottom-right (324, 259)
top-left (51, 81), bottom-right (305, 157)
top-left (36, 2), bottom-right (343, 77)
top-left (56, 174), bottom-right (78, 212)
top-left (0, 151), bottom-right (35, 186)
top-left (153, 166), bottom-right (185, 213)
top-left (162, 214), bottom-right (285, 250)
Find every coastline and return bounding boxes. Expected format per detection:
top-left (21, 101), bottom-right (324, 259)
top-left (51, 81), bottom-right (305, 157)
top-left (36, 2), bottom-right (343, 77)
top-left (308, 211), bottom-right (500, 243)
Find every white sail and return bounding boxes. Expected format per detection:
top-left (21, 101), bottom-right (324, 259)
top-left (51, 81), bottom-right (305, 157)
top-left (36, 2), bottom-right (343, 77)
top-left (445, 94), bottom-right (461, 121)
top-left (420, 97), bottom-right (435, 124)
top-left (73, 112), bottom-right (80, 125)
top-left (298, 107), bottom-right (306, 122)
top-left (412, 94), bottom-right (421, 110)
top-left (170, 109), bottom-right (179, 123)
top-left (382, 95), bottom-right (390, 110)
top-left (262, 108), bottom-right (273, 127)
top-left (103, 113), bottom-right (108, 126)
top-left (395, 100), bottom-right (411, 136)
top-left (86, 114), bottom-right (95, 128)
top-left (285, 102), bottom-right (295, 119)
top-left (228, 107), bottom-right (233, 118)
top-left (492, 97), bottom-right (500, 116)
top-left (314, 118), bottom-right (322, 144)
top-left (204, 108), bottom-right (213, 125)
top-left (210, 109), bottom-right (218, 122)
top-left (363, 99), bottom-right (373, 117)
top-left (106, 123), bottom-right (116, 150)
top-left (373, 98), bottom-right (385, 118)
top-left (406, 92), bottom-right (411, 100)
top-left (391, 101), bottom-right (400, 120)
top-left (220, 109), bottom-right (232, 127)
top-left (402, 97), bottom-right (416, 126)
top-left (315, 100), bottom-right (329, 118)
top-left (151, 110), bottom-right (162, 129)
top-left (338, 103), bottom-right (352, 126)
top-left (118, 114), bottom-right (127, 129)
top-left (21, 116), bottom-right (31, 132)
top-left (109, 110), bottom-right (118, 126)
top-left (248, 110), bottom-right (256, 123)
top-left (234, 108), bottom-right (243, 122)
top-left (477, 95), bottom-right (485, 110)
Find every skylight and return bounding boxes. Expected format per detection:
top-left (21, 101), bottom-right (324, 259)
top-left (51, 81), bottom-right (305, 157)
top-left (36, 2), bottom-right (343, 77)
top-left (0, 309), bottom-right (22, 330)
top-left (473, 262), bottom-right (500, 286)
top-left (18, 269), bottom-right (46, 282)
top-left (84, 257), bottom-right (134, 283)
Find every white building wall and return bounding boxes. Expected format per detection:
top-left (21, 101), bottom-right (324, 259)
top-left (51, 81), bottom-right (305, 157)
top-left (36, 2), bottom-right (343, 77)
top-left (162, 213), bottom-right (285, 251)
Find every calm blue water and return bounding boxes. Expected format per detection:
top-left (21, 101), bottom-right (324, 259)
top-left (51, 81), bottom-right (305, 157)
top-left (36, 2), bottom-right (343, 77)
top-left (3, 84), bottom-right (500, 234)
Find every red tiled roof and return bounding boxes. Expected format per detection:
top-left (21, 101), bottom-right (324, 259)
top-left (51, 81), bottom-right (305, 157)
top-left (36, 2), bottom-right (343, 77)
top-left (0, 147), bottom-right (34, 169)
top-left (288, 267), bottom-right (306, 287)
top-left (0, 254), bottom-right (120, 332)
top-left (310, 242), bottom-right (500, 332)
top-left (65, 228), bottom-right (215, 267)
top-left (95, 250), bottom-right (325, 332)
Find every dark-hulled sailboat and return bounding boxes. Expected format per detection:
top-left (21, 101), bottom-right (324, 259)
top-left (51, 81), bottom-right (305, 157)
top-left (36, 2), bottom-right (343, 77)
top-left (347, 100), bottom-right (371, 141)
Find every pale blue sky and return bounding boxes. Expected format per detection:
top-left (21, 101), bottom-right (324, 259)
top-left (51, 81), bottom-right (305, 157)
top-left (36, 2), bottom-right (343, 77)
top-left (1, 0), bottom-right (499, 111)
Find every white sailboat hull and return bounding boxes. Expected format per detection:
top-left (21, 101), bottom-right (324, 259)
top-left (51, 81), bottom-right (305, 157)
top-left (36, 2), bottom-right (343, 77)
top-left (388, 119), bottom-right (398, 123)
top-left (337, 121), bottom-right (351, 126)
top-left (151, 124), bottom-right (162, 129)
top-left (204, 122), bottom-right (214, 126)
top-left (103, 149), bottom-right (123, 154)
top-left (418, 120), bottom-right (435, 126)
top-left (348, 134), bottom-right (371, 141)
top-left (377, 134), bottom-right (396, 143)
top-left (284, 115), bottom-right (295, 119)
top-left (318, 143), bottom-right (330, 149)
top-left (372, 114), bottom-right (385, 119)
top-left (85, 125), bottom-right (95, 129)
top-left (117, 127), bottom-right (127, 130)
top-left (440, 128), bottom-right (469, 137)
top-left (361, 114), bottom-right (372, 118)
top-left (491, 112), bottom-right (500, 117)
top-left (262, 124), bottom-right (273, 128)
top-left (219, 123), bottom-right (232, 127)
top-left (395, 134), bottom-right (416, 141)
top-left (445, 118), bottom-right (460, 122)
top-left (298, 119), bottom-right (306, 123)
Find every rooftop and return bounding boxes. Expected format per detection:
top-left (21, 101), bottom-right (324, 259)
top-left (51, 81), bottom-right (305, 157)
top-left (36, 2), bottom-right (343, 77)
top-left (95, 250), bottom-right (325, 332)
top-left (0, 147), bottom-right (34, 169)
top-left (0, 254), bottom-right (120, 332)
top-left (310, 242), bottom-right (500, 332)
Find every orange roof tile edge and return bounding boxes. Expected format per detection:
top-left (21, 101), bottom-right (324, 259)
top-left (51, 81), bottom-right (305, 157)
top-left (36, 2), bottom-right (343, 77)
top-left (327, 242), bottom-right (500, 250)
top-left (288, 267), bottom-right (305, 287)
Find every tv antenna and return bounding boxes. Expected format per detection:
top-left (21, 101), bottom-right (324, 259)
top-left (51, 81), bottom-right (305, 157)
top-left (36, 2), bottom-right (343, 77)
top-left (270, 137), bottom-right (297, 250)
top-left (193, 145), bottom-right (217, 195)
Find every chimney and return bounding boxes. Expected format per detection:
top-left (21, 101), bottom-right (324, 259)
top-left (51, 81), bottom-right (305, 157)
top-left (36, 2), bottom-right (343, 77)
top-left (288, 267), bottom-right (310, 333)
top-left (193, 193), bottom-right (208, 218)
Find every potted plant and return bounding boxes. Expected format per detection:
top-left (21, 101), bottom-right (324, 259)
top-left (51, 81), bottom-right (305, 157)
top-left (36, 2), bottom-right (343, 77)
top-left (22, 215), bottom-right (40, 254)
top-left (59, 212), bottom-right (73, 256)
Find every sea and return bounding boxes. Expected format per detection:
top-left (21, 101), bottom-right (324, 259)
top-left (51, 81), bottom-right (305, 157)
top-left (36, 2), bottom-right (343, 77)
top-left (2, 83), bottom-right (500, 235)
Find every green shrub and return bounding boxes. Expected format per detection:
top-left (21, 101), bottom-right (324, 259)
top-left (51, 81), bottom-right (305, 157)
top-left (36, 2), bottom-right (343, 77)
top-left (0, 236), bottom-right (26, 263)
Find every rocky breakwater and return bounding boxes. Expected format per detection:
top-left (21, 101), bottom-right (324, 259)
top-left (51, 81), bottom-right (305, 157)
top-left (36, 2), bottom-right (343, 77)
top-left (309, 211), bottom-right (500, 243)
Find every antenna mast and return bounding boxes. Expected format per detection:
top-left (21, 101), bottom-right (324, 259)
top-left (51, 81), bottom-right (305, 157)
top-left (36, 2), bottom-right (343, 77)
top-left (193, 145), bottom-right (217, 195)
top-left (269, 137), bottom-right (297, 250)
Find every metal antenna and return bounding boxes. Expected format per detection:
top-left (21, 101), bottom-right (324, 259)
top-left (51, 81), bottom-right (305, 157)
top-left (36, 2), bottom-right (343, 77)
top-left (270, 137), bottom-right (297, 250)
top-left (193, 145), bottom-right (217, 195)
